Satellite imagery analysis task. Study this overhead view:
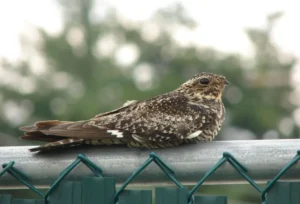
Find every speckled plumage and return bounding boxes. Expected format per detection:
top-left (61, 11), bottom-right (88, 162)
top-left (20, 72), bottom-right (228, 152)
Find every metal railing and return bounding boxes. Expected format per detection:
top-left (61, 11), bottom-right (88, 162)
top-left (1, 139), bottom-right (300, 188)
top-left (1, 139), bottom-right (300, 203)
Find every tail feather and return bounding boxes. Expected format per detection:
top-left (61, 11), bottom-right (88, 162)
top-left (19, 120), bottom-right (125, 152)
top-left (19, 120), bottom-right (77, 143)
top-left (20, 132), bottom-right (67, 142)
top-left (19, 120), bottom-right (99, 141)
top-left (29, 138), bottom-right (85, 152)
top-left (19, 120), bottom-right (71, 131)
top-left (35, 120), bottom-right (72, 128)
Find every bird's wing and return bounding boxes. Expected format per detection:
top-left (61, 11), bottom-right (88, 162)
top-left (19, 120), bottom-right (114, 141)
top-left (20, 94), bottom-right (213, 146)
top-left (94, 100), bottom-right (139, 117)
top-left (90, 93), bottom-right (212, 144)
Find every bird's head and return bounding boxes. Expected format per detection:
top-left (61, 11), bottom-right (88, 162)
top-left (176, 72), bottom-right (229, 101)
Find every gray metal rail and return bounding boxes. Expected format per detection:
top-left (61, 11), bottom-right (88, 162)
top-left (0, 139), bottom-right (300, 189)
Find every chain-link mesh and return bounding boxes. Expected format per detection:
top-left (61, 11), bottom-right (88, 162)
top-left (1, 150), bottom-right (300, 203)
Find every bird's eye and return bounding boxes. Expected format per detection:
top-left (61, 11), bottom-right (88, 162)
top-left (199, 78), bottom-right (210, 85)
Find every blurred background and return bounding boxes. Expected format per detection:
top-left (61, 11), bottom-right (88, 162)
top-left (0, 0), bottom-right (299, 203)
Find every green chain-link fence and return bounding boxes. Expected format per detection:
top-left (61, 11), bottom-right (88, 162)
top-left (1, 150), bottom-right (300, 204)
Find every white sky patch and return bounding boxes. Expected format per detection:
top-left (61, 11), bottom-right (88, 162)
top-left (225, 86), bottom-right (243, 104)
top-left (292, 108), bottom-right (300, 127)
top-left (0, 0), bottom-right (62, 61)
top-left (262, 130), bottom-right (280, 140)
top-left (52, 72), bottom-right (72, 90)
top-left (141, 22), bottom-right (161, 43)
top-left (289, 63), bottom-right (300, 107)
top-left (66, 27), bottom-right (85, 49)
top-left (133, 63), bottom-right (155, 90)
top-left (93, 34), bottom-right (119, 58)
top-left (50, 98), bottom-right (67, 116)
top-left (193, 25), bottom-right (254, 57)
top-left (278, 117), bottom-right (294, 137)
top-left (222, 127), bottom-right (257, 140)
top-left (271, 5), bottom-right (300, 58)
top-left (0, 0), bottom-right (299, 60)
top-left (108, 0), bottom-right (174, 21)
top-left (114, 43), bottom-right (140, 67)
top-left (19, 77), bottom-right (37, 95)
top-left (68, 81), bottom-right (86, 99)
top-left (108, 0), bottom-right (300, 57)
top-left (28, 54), bottom-right (48, 76)
top-left (289, 91), bottom-right (300, 107)
top-left (0, 69), bottom-right (37, 94)
top-left (2, 100), bottom-right (34, 126)
top-left (172, 26), bottom-right (197, 48)
top-left (290, 62), bottom-right (300, 86)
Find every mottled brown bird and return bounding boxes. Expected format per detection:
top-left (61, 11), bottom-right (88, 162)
top-left (20, 72), bottom-right (229, 152)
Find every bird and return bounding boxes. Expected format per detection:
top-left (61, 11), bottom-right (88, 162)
top-left (19, 72), bottom-right (229, 152)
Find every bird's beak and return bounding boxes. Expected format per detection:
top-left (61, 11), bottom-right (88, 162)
top-left (225, 80), bottom-right (230, 85)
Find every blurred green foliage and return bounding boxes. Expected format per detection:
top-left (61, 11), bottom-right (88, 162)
top-left (0, 1), bottom-right (297, 145)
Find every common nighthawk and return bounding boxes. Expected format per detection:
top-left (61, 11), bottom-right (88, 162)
top-left (20, 72), bottom-right (229, 152)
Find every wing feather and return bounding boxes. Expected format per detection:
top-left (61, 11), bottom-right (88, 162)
top-left (20, 120), bottom-right (125, 141)
top-left (91, 93), bottom-right (209, 144)
top-left (20, 93), bottom-right (211, 149)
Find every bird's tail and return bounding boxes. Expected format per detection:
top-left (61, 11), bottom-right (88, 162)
top-left (28, 138), bottom-right (85, 152)
top-left (20, 120), bottom-right (71, 142)
top-left (19, 120), bottom-right (93, 152)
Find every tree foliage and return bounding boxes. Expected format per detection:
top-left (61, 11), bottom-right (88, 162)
top-left (0, 0), bottom-right (297, 146)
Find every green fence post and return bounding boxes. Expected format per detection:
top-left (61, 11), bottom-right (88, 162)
top-left (81, 177), bottom-right (115, 204)
top-left (49, 181), bottom-right (82, 204)
top-left (194, 196), bottom-right (227, 204)
top-left (12, 199), bottom-right (44, 204)
top-left (155, 187), bottom-right (188, 204)
top-left (266, 181), bottom-right (300, 204)
top-left (0, 194), bottom-right (12, 204)
top-left (119, 190), bottom-right (152, 204)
